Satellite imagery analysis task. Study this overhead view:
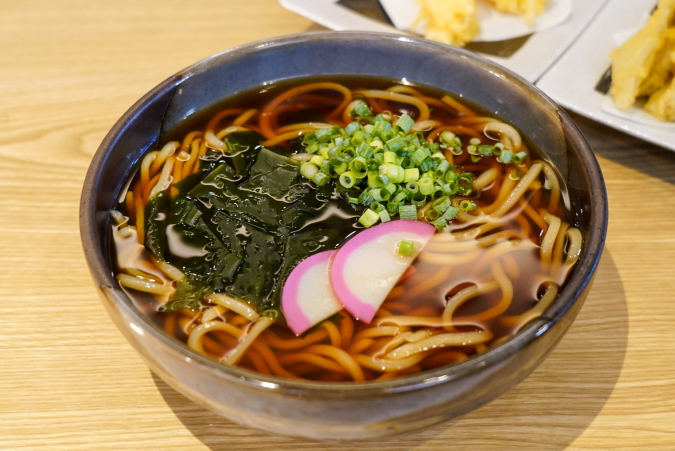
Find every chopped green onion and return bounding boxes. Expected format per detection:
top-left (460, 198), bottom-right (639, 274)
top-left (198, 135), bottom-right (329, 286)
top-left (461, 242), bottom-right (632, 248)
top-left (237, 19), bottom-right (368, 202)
top-left (403, 168), bottom-right (420, 183)
top-left (315, 128), bottom-right (332, 143)
top-left (425, 209), bottom-right (440, 221)
top-left (442, 206), bottom-right (460, 221)
top-left (395, 113), bottom-right (415, 134)
top-left (418, 176), bottom-right (434, 195)
top-left (370, 139), bottom-right (384, 150)
top-left (379, 163), bottom-right (404, 184)
top-left (370, 201), bottom-right (384, 212)
top-left (367, 170), bottom-right (379, 188)
top-left (433, 196), bottom-right (451, 214)
top-left (431, 186), bottom-right (445, 200)
top-left (357, 142), bottom-right (374, 159)
top-left (367, 158), bottom-right (380, 171)
top-left (352, 101), bottom-right (372, 118)
top-left (349, 156), bottom-right (368, 178)
top-left (358, 189), bottom-right (375, 206)
top-left (336, 148), bottom-right (355, 162)
top-left (312, 172), bottom-right (329, 186)
top-left (458, 173), bottom-right (473, 194)
top-left (445, 171), bottom-right (459, 183)
top-left (374, 119), bottom-right (392, 135)
top-left (440, 130), bottom-right (456, 146)
top-left (345, 122), bottom-right (361, 136)
top-left (513, 151), bottom-right (528, 164)
top-left (300, 162), bottom-right (319, 179)
top-left (450, 141), bottom-right (463, 155)
top-left (370, 188), bottom-right (391, 202)
top-left (398, 204), bottom-right (417, 220)
top-left (383, 151), bottom-right (397, 164)
top-left (374, 113), bottom-right (391, 123)
top-left (459, 200), bottom-right (477, 212)
top-left (398, 240), bottom-right (415, 256)
top-left (411, 192), bottom-right (427, 207)
top-left (391, 190), bottom-right (408, 203)
top-left (386, 136), bottom-right (407, 152)
top-left (294, 104), bottom-right (506, 229)
top-left (434, 160), bottom-right (450, 177)
top-left (498, 150), bottom-right (513, 164)
top-left (431, 217), bottom-right (447, 231)
top-left (410, 147), bottom-right (428, 166)
top-left (332, 161), bottom-right (348, 175)
top-left (306, 142), bottom-right (319, 154)
top-left (339, 171), bottom-right (356, 189)
top-left (401, 157), bottom-right (415, 169)
top-left (309, 155), bottom-right (325, 167)
top-left (375, 174), bottom-right (390, 188)
top-left (418, 158), bottom-right (434, 173)
top-left (358, 208), bottom-right (379, 228)
top-left (478, 145), bottom-right (493, 157)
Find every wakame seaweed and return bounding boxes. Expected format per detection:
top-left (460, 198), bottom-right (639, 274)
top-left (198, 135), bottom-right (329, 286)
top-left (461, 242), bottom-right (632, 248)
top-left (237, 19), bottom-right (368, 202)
top-left (159, 275), bottom-right (212, 312)
top-left (144, 191), bottom-right (169, 260)
top-left (144, 132), bottom-right (360, 316)
top-left (198, 131), bottom-right (264, 176)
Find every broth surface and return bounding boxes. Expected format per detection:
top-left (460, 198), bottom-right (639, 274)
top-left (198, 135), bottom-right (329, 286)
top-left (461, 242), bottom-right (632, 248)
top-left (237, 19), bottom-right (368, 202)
top-left (111, 76), bottom-right (581, 381)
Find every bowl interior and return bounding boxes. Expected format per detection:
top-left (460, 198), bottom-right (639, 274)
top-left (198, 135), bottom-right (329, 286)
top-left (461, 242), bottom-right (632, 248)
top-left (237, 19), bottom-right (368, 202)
top-left (81, 31), bottom-right (607, 393)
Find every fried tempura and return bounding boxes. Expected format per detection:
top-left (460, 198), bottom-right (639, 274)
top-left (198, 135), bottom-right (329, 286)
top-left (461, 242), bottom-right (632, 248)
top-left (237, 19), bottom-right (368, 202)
top-left (638, 28), bottom-right (675, 97)
top-left (489, 0), bottom-right (549, 25)
top-left (415, 0), bottom-right (549, 47)
top-left (644, 44), bottom-right (675, 121)
top-left (416, 0), bottom-right (480, 47)
top-left (610, 0), bottom-right (675, 111)
top-left (644, 78), bottom-right (675, 121)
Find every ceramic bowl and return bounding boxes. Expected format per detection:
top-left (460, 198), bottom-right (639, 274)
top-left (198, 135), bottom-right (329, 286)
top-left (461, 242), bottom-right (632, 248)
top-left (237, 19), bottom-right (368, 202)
top-left (80, 31), bottom-right (607, 440)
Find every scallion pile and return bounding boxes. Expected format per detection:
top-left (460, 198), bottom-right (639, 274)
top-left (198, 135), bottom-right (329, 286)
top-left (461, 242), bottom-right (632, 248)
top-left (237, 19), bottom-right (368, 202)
top-left (297, 101), bottom-right (514, 231)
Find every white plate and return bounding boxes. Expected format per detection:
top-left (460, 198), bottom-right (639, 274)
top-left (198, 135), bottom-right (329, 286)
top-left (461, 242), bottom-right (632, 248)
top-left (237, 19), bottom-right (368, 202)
top-left (279, 0), bottom-right (608, 82)
top-left (537, 0), bottom-right (675, 153)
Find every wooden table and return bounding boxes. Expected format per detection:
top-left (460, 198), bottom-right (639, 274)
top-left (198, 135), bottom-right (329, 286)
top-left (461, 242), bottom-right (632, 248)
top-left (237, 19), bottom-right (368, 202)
top-left (1, 1), bottom-right (674, 449)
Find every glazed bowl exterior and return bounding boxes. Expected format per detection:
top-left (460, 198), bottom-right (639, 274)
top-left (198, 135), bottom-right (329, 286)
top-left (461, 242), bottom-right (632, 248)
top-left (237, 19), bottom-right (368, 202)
top-left (80, 32), bottom-right (607, 440)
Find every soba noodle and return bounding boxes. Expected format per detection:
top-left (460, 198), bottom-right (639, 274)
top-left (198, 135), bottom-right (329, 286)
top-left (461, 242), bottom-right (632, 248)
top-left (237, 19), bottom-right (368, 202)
top-left (111, 78), bottom-right (582, 382)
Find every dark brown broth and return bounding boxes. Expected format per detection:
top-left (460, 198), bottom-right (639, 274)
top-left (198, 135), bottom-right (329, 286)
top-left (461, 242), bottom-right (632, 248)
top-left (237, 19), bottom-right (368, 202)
top-left (116, 76), bottom-right (575, 381)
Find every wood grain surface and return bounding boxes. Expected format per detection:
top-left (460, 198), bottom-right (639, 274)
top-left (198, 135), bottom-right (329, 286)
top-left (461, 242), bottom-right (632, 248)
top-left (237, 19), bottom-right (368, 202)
top-left (1, 1), bottom-right (674, 449)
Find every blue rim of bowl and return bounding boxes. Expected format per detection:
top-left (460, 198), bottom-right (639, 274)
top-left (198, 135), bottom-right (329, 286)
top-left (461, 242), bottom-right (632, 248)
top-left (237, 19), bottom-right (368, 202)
top-left (81, 31), bottom-right (608, 396)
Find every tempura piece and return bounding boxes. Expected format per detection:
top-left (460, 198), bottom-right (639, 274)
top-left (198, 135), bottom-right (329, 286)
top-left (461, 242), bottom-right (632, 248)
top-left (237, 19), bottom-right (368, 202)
top-left (416, 0), bottom-right (480, 47)
top-left (638, 28), bottom-right (675, 97)
top-left (489, 0), bottom-right (549, 24)
top-left (610, 0), bottom-right (675, 110)
top-left (644, 78), bottom-right (675, 121)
